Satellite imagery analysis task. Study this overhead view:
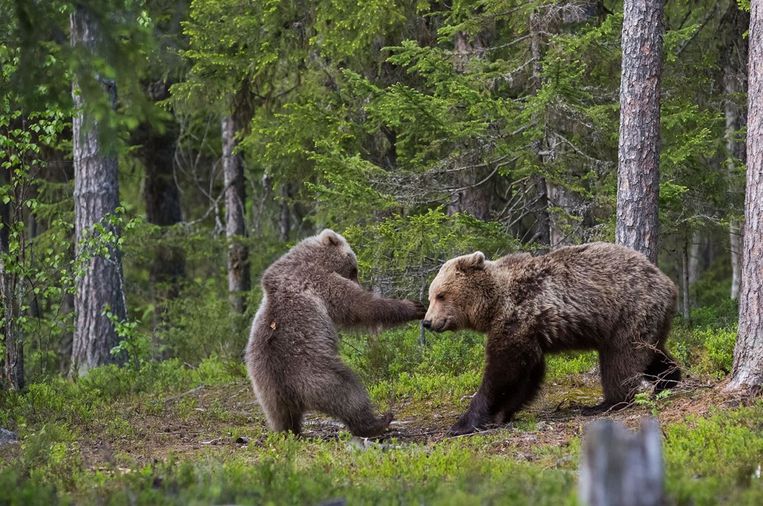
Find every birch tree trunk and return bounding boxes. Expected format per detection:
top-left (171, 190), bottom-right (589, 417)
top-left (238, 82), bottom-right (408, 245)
top-left (728, 0), bottom-right (763, 391)
top-left (222, 114), bottom-right (251, 314)
top-left (70, 5), bottom-right (127, 377)
top-left (615, 0), bottom-right (664, 264)
top-left (681, 236), bottom-right (691, 322)
top-left (722, 1), bottom-right (749, 301)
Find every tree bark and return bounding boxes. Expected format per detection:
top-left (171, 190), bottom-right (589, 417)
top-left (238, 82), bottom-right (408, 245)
top-left (278, 182), bottom-right (292, 242)
top-left (222, 113), bottom-right (251, 314)
top-left (681, 236), bottom-right (691, 322)
top-left (529, 12), bottom-right (552, 247)
top-left (70, 5), bottom-right (127, 377)
top-left (579, 418), bottom-right (664, 506)
top-left (0, 169), bottom-right (23, 390)
top-left (615, 0), bottom-right (664, 264)
top-left (728, 0), bottom-right (763, 391)
top-left (135, 81), bottom-right (185, 293)
top-left (721, 1), bottom-right (749, 301)
top-left (447, 31), bottom-right (494, 221)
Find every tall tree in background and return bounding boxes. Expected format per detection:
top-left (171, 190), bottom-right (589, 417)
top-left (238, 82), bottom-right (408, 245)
top-left (135, 81), bottom-right (185, 296)
top-left (0, 169), bottom-right (23, 390)
top-left (69, 4), bottom-right (127, 376)
top-left (615, 0), bottom-right (664, 264)
top-left (721, 1), bottom-right (749, 301)
top-left (728, 0), bottom-right (763, 392)
top-left (222, 91), bottom-right (250, 314)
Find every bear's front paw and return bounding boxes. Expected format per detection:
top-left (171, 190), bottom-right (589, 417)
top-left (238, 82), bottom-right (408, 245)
top-left (408, 300), bottom-right (427, 319)
top-left (447, 417), bottom-right (480, 436)
top-left (447, 422), bottom-right (476, 436)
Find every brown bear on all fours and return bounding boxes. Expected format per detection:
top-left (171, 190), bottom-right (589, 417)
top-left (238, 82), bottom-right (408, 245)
top-left (423, 242), bottom-right (681, 435)
top-left (246, 229), bottom-right (425, 437)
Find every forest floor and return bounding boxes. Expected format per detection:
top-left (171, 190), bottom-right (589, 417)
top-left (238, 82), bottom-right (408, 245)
top-left (71, 373), bottom-right (724, 468)
top-left (1, 351), bottom-right (763, 505)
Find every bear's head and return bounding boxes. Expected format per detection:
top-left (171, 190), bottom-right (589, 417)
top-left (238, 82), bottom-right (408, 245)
top-left (315, 229), bottom-right (359, 283)
top-left (424, 251), bottom-right (496, 332)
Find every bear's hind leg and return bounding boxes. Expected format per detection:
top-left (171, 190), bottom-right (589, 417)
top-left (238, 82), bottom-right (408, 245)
top-left (261, 397), bottom-right (304, 435)
top-left (645, 347), bottom-right (681, 393)
top-left (309, 362), bottom-right (392, 437)
top-left (584, 347), bottom-right (647, 415)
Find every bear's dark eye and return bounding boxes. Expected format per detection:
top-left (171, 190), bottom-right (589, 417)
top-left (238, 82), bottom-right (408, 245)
top-left (436, 293), bottom-right (445, 301)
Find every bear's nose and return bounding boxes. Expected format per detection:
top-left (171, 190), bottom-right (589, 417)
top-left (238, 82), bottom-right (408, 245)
top-left (422, 320), bottom-right (432, 329)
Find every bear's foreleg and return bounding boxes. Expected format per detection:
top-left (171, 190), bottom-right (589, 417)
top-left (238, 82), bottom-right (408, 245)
top-left (449, 337), bottom-right (543, 435)
top-left (496, 360), bottom-right (545, 425)
top-left (327, 277), bottom-right (426, 328)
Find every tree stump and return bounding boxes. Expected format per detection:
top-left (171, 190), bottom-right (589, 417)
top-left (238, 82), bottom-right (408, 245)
top-left (579, 418), bottom-right (664, 506)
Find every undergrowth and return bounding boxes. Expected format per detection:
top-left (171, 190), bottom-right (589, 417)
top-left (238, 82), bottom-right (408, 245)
top-left (1, 300), bottom-right (758, 505)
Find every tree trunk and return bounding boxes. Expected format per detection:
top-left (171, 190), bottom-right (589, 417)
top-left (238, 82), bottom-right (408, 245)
top-left (615, 0), bottom-right (664, 264)
top-left (687, 229), bottom-right (701, 286)
top-left (222, 114), bottom-right (251, 314)
top-left (728, 0), bottom-right (763, 391)
top-left (579, 418), bottom-right (664, 506)
top-left (278, 182), bottom-right (292, 242)
top-left (722, 1), bottom-right (749, 301)
top-left (136, 81), bottom-right (185, 294)
top-left (70, 5), bottom-right (127, 377)
top-left (529, 12), bottom-right (552, 247)
top-left (0, 169), bottom-right (23, 390)
top-left (447, 31), bottom-right (494, 221)
top-left (681, 236), bottom-right (691, 322)
top-left (729, 222), bottom-right (743, 299)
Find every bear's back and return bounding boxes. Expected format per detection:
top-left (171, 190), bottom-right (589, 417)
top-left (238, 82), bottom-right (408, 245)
top-left (494, 242), bottom-right (676, 350)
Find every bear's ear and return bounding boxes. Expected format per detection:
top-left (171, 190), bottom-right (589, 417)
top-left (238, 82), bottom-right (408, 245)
top-left (319, 228), bottom-right (341, 246)
top-left (456, 251), bottom-right (486, 271)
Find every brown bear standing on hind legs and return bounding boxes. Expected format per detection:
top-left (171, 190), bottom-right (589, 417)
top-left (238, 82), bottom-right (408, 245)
top-left (246, 229), bottom-right (425, 437)
top-left (423, 242), bottom-right (681, 435)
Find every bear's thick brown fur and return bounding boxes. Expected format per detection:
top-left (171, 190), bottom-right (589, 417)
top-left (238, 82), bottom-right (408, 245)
top-left (423, 242), bottom-right (680, 435)
top-left (246, 229), bottom-right (425, 437)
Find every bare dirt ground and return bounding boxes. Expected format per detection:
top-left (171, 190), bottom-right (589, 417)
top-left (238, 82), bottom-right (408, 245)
top-left (67, 372), bottom-right (741, 470)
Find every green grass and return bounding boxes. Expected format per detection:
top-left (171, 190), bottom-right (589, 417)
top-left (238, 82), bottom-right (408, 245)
top-left (1, 318), bottom-right (761, 505)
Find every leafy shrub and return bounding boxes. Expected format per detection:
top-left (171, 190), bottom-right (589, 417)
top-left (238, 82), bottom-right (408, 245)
top-left (690, 299), bottom-right (738, 329)
top-left (693, 327), bottom-right (737, 378)
top-left (666, 403), bottom-right (763, 505)
top-left (21, 422), bottom-right (83, 492)
top-left (158, 281), bottom-right (253, 362)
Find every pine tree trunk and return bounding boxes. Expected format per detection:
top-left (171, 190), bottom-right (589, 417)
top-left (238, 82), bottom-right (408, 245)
top-left (729, 222), bottom-right (743, 299)
top-left (615, 0), bottom-right (664, 264)
top-left (728, 0), bottom-right (763, 391)
top-left (681, 236), bottom-right (691, 322)
top-left (530, 12), bottom-right (551, 247)
top-left (0, 169), bottom-right (23, 390)
top-left (136, 81), bottom-right (185, 293)
top-left (447, 31), bottom-right (494, 221)
top-left (722, 1), bottom-right (749, 301)
top-left (70, 5), bottom-right (127, 377)
top-left (222, 114), bottom-right (251, 314)
top-left (278, 183), bottom-right (292, 242)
